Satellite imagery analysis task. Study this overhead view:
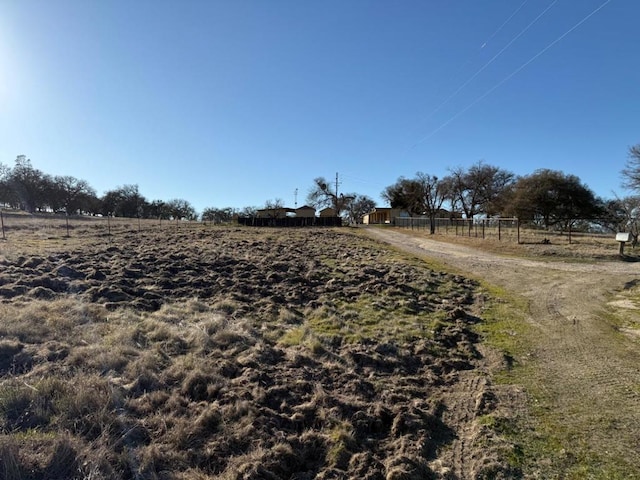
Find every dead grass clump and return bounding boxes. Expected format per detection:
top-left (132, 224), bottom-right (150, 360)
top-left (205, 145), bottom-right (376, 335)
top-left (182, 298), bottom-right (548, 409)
top-left (138, 443), bottom-right (189, 478)
top-left (124, 349), bottom-right (167, 380)
top-left (127, 390), bottom-right (170, 416)
top-left (213, 299), bottom-right (240, 315)
top-left (0, 436), bottom-right (22, 480)
top-left (211, 328), bottom-right (254, 352)
top-left (43, 434), bottom-right (80, 480)
top-left (170, 404), bottom-right (222, 452)
top-left (123, 370), bottom-right (163, 398)
top-left (55, 375), bottom-right (121, 440)
top-left (180, 370), bottom-right (225, 402)
top-left (66, 344), bottom-right (133, 374)
top-left (0, 340), bottom-right (25, 374)
top-left (278, 307), bottom-right (303, 325)
top-left (0, 299), bottom-right (107, 345)
top-left (0, 379), bottom-right (54, 432)
top-left (0, 304), bottom-right (50, 343)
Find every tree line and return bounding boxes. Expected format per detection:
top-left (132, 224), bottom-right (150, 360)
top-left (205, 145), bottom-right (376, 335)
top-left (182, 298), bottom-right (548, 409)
top-left (380, 145), bottom-right (640, 235)
top-left (2, 145), bottom-right (640, 232)
top-left (0, 155), bottom-right (204, 220)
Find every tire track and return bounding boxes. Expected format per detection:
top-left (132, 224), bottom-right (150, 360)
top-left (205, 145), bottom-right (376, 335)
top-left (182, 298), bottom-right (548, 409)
top-left (437, 372), bottom-right (503, 479)
top-left (365, 227), bottom-right (640, 473)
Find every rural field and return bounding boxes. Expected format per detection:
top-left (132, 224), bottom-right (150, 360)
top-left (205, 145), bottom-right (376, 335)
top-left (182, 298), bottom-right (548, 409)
top-left (0, 221), bottom-right (639, 479)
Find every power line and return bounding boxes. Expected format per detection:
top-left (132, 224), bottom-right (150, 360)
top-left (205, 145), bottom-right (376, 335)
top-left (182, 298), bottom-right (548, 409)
top-left (480, 0), bottom-right (529, 50)
top-left (415, 0), bottom-right (558, 128)
top-left (412, 0), bottom-right (613, 147)
top-left (405, 2), bottom-right (532, 141)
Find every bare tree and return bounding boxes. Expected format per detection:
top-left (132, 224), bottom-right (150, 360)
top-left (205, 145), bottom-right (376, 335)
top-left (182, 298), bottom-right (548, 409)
top-left (264, 198), bottom-right (285, 218)
top-left (621, 144), bottom-right (640, 191)
top-left (599, 195), bottom-right (640, 239)
top-left (307, 177), bottom-right (354, 216)
top-left (417, 172), bottom-right (448, 234)
top-left (382, 172), bottom-right (448, 233)
top-left (345, 195), bottom-right (376, 224)
top-left (448, 161), bottom-right (514, 218)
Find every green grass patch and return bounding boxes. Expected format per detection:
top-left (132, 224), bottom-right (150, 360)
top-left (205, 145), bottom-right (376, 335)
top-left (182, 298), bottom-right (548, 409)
top-left (305, 295), bottom-right (439, 344)
top-left (471, 282), bottom-right (640, 478)
top-left (474, 284), bottom-right (532, 371)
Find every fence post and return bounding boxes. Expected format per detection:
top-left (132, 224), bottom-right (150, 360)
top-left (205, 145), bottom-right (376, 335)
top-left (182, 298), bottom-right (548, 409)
top-left (568, 224), bottom-right (572, 244)
top-left (498, 219), bottom-right (502, 241)
top-left (517, 219), bottom-right (520, 244)
top-left (66, 214), bottom-right (70, 237)
top-left (1, 209), bottom-right (5, 240)
top-left (482, 219), bottom-right (485, 239)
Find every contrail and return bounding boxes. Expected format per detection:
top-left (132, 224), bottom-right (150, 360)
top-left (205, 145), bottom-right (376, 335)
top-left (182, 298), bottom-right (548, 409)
top-left (412, 0), bottom-right (613, 147)
top-left (421, 0), bottom-right (558, 124)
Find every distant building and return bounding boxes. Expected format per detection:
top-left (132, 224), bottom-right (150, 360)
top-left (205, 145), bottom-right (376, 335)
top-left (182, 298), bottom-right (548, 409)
top-left (256, 207), bottom-right (291, 219)
top-left (362, 207), bottom-right (461, 224)
top-left (295, 205), bottom-right (316, 218)
top-left (319, 207), bottom-right (337, 217)
top-left (362, 208), bottom-right (408, 224)
top-left (256, 205), bottom-right (319, 218)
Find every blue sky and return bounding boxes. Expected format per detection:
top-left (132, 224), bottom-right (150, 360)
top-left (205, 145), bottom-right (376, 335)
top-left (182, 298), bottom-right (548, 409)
top-left (1, 0), bottom-right (638, 213)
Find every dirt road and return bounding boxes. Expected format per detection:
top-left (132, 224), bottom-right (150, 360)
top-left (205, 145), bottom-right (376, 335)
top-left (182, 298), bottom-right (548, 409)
top-left (366, 227), bottom-right (640, 476)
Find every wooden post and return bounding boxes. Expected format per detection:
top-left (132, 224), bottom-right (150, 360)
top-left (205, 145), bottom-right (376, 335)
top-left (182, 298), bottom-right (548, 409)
top-left (517, 219), bottom-right (520, 244)
top-left (1, 209), bottom-right (5, 240)
top-left (66, 214), bottom-right (70, 237)
top-left (498, 219), bottom-right (502, 241)
top-left (568, 224), bottom-right (572, 244)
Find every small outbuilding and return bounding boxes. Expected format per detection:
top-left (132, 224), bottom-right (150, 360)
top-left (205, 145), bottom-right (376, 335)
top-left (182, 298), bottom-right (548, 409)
top-left (295, 205), bottom-right (316, 218)
top-left (362, 208), bottom-right (408, 225)
top-left (319, 207), bottom-right (337, 217)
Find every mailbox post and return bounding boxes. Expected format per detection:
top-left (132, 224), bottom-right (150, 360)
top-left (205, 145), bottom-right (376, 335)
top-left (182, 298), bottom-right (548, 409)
top-left (616, 232), bottom-right (632, 255)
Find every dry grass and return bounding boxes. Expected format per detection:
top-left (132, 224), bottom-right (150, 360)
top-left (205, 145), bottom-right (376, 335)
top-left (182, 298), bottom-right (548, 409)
top-left (388, 225), bottom-right (637, 262)
top-left (0, 224), bottom-right (524, 479)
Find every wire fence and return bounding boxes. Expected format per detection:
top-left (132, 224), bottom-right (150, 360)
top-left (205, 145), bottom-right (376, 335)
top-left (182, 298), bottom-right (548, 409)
top-left (394, 217), bottom-right (613, 245)
top-left (0, 210), bottom-right (207, 241)
top-left (0, 210), bottom-right (344, 241)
